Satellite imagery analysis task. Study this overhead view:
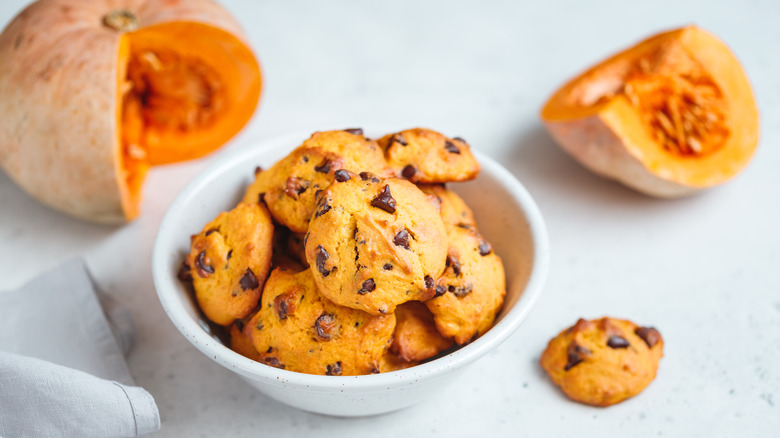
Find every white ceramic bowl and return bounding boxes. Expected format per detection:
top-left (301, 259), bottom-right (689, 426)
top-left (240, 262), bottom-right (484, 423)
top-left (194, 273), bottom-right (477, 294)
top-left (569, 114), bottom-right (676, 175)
top-left (152, 128), bottom-right (550, 417)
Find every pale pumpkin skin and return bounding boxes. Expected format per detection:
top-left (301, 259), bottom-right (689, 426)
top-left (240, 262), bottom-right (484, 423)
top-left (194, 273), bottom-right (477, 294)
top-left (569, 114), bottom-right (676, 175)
top-left (0, 0), bottom-right (256, 223)
top-left (541, 26), bottom-right (759, 198)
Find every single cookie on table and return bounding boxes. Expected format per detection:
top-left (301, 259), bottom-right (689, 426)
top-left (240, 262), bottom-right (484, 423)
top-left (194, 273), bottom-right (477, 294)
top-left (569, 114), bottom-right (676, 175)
top-left (540, 317), bottom-right (664, 407)
top-left (377, 128), bottom-right (480, 183)
top-left (417, 184), bottom-right (476, 228)
top-left (391, 301), bottom-right (453, 362)
top-left (246, 268), bottom-right (396, 376)
top-left (304, 174), bottom-right (448, 315)
top-left (242, 129), bottom-right (392, 233)
top-left (183, 202), bottom-right (274, 326)
top-left (425, 224), bottom-right (505, 345)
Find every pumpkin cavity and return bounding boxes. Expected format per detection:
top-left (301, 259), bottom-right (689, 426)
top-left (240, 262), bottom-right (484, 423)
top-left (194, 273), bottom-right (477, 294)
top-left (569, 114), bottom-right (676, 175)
top-left (571, 42), bottom-right (730, 158)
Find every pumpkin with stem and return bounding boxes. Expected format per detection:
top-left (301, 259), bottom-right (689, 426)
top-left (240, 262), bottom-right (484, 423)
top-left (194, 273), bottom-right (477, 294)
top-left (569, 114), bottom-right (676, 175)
top-left (0, 0), bottom-right (262, 222)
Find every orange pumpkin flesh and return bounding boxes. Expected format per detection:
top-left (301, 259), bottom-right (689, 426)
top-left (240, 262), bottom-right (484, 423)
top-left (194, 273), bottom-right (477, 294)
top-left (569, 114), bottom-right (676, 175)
top-left (0, 0), bottom-right (261, 223)
top-left (117, 21), bottom-right (261, 219)
top-left (541, 26), bottom-right (759, 197)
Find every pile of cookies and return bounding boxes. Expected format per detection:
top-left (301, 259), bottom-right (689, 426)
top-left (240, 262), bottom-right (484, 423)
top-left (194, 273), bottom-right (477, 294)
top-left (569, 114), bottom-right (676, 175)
top-left (178, 128), bottom-right (506, 376)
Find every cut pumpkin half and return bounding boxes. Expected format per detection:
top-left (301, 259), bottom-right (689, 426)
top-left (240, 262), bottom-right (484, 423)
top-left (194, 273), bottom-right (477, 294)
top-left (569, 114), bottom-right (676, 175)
top-left (0, 0), bottom-right (262, 223)
top-left (541, 26), bottom-right (759, 197)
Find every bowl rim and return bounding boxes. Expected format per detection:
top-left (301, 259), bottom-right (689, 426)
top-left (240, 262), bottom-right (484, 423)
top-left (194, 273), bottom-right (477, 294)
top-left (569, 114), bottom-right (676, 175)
top-left (152, 127), bottom-right (550, 390)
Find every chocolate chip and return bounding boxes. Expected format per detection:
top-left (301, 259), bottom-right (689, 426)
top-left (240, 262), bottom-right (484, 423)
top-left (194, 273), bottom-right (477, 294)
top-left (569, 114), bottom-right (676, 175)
top-left (264, 357), bottom-right (285, 369)
top-left (444, 140), bottom-right (461, 154)
top-left (195, 251), bottom-right (214, 278)
top-left (446, 255), bottom-right (461, 277)
top-left (315, 196), bottom-right (331, 218)
top-left (266, 347), bottom-right (274, 353)
top-left (284, 177), bottom-right (308, 199)
top-left (255, 320), bottom-right (264, 331)
top-left (457, 223), bottom-right (476, 231)
top-left (334, 169), bottom-right (351, 182)
top-left (227, 250), bottom-right (232, 261)
top-left (434, 284), bottom-right (446, 297)
top-left (254, 166), bottom-right (263, 176)
top-left (371, 185), bottom-right (396, 213)
top-left (393, 229), bottom-right (411, 250)
top-left (358, 279), bottom-right (376, 295)
top-left (449, 283), bottom-right (472, 297)
top-left (239, 268), bottom-right (260, 290)
top-left (273, 293), bottom-right (295, 320)
top-left (302, 156), bottom-right (309, 163)
top-left (383, 263), bottom-right (393, 271)
top-left (370, 368), bottom-right (380, 374)
top-left (359, 171), bottom-right (380, 182)
top-left (478, 239), bottom-right (492, 256)
top-left (392, 134), bottom-right (408, 146)
top-left (564, 342), bottom-right (591, 371)
top-left (453, 137), bottom-right (467, 144)
top-left (315, 313), bottom-right (338, 340)
top-left (607, 335), bottom-right (630, 349)
top-left (204, 228), bottom-right (218, 236)
top-left (177, 261), bottom-right (192, 282)
top-left (401, 164), bottom-right (416, 179)
top-left (257, 192), bottom-right (266, 205)
top-left (314, 159), bottom-right (332, 174)
top-left (315, 245), bottom-right (334, 277)
top-left (424, 275), bottom-right (435, 290)
top-left (634, 327), bottom-right (661, 348)
top-left (326, 361), bottom-right (342, 376)
top-left (344, 128), bottom-right (364, 135)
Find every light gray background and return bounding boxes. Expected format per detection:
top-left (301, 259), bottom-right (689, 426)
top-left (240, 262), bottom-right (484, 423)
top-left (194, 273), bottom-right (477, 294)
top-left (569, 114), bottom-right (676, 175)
top-left (1, 1), bottom-right (778, 436)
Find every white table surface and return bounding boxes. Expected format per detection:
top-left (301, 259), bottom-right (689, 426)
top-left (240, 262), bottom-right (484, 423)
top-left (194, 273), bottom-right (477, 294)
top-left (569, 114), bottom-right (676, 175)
top-left (1, 0), bottom-right (778, 436)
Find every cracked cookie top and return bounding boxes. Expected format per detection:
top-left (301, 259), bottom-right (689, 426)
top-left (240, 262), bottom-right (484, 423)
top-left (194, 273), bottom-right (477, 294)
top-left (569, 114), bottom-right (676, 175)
top-left (304, 174), bottom-right (448, 315)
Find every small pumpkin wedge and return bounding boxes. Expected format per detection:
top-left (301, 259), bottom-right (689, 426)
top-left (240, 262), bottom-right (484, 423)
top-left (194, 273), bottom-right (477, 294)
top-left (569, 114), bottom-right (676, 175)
top-left (541, 26), bottom-right (759, 197)
top-left (0, 0), bottom-right (262, 223)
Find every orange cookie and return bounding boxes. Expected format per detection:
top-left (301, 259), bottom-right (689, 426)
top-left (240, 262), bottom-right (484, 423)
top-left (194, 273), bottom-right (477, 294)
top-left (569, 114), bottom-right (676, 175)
top-left (246, 268), bottom-right (396, 375)
top-left (379, 351), bottom-right (419, 373)
top-left (425, 224), bottom-right (505, 344)
top-left (242, 129), bottom-right (392, 233)
top-left (391, 301), bottom-right (453, 362)
top-left (540, 317), bottom-right (664, 406)
top-left (304, 174), bottom-right (448, 315)
top-left (185, 202), bottom-right (273, 326)
top-left (377, 128), bottom-right (480, 183)
top-left (229, 319), bottom-right (261, 361)
top-left (418, 184), bottom-right (476, 228)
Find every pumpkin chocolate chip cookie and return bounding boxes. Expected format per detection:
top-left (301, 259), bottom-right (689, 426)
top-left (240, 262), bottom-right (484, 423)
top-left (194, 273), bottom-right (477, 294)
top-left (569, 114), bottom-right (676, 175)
top-left (391, 301), bottom-right (453, 362)
top-left (304, 175), bottom-right (448, 315)
top-left (185, 202), bottom-right (274, 326)
top-left (425, 224), bottom-right (505, 344)
top-left (377, 128), bottom-right (480, 183)
top-left (540, 317), bottom-right (664, 406)
top-left (417, 184), bottom-right (476, 228)
top-left (242, 130), bottom-right (393, 233)
top-left (246, 268), bottom-right (396, 375)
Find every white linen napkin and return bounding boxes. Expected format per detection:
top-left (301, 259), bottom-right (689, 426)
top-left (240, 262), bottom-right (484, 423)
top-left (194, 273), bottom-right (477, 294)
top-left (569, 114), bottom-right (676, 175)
top-left (0, 259), bottom-right (160, 437)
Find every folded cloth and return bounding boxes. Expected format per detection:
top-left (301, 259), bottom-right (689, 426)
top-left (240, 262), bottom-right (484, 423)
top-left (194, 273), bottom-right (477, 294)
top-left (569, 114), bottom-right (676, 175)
top-left (0, 259), bottom-right (160, 437)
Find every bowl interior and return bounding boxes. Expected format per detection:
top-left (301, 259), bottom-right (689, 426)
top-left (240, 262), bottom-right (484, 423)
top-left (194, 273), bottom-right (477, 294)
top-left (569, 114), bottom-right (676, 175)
top-left (153, 128), bottom-right (548, 385)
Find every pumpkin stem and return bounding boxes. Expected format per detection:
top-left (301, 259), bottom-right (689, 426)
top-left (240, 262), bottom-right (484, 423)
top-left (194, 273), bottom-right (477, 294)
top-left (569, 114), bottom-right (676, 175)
top-left (103, 10), bottom-right (139, 32)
